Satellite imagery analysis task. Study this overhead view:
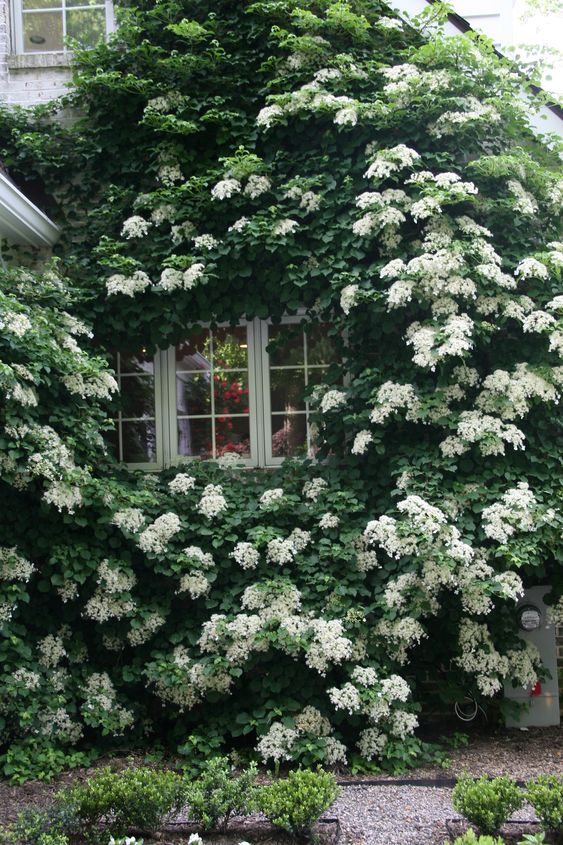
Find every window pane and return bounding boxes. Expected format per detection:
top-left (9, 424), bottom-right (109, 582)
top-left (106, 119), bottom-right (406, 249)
top-left (306, 366), bottom-right (329, 392)
top-left (104, 426), bottom-right (118, 460)
top-left (176, 333), bottom-right (211, 372)
top-left (213, 371), bottom-right (249, 415)
top-left (306, 325), bottom-right (338, 365)
top-left (23, 10), bottom-right (63, 51)
top-left (23, 0), bottom-right (62, 9)
top-left (271, 414), bottom-right (307, 458)
top-left (176, 373), bottom-right (211, 416)
top-left (270, 369), bottom-right (306, 413)
top-left (216, 416), bottom-right (251, 459)
top-left (177, 418), bottom-right (213, 459)
top-left (66, 0), bottom-right (104, 7)
top-left (66, 7), bottom-right (106, 46)
top-left (120, 375), bottom-right (155, 418)
top-left (268, 325), bottom-right (304, 366)
top-left (122, 421), bottom-right (157, 463)
top-left (213, 327), bottom-right (248, 369)
top-left (120, 350), bottom-right (154, 375)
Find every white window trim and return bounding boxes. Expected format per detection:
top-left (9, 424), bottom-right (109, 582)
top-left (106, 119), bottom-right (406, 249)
top-left (12, 0), bottom-right (114, 55)
top-left (119, 315), bottom-right (333, 471)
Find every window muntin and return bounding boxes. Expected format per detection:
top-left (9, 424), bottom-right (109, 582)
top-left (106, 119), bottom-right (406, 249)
top-left (15, 0), bottom-right (111, 53)
top-left (113, 318), bottom-right (337, 470)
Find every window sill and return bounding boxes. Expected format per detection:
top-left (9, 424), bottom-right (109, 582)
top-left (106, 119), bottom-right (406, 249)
top-left (8, 52), bottom-right (73, 70)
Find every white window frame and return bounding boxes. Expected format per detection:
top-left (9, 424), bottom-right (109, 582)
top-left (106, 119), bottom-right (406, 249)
top-left (12, 0), bottom-right (114, 55)
top-left (115, 350), bottom-right (165, 471)
top-left (118, 315), bottom-right (335, 471)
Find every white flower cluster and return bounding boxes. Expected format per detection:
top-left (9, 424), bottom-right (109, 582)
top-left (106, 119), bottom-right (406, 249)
top-left (440, 411), bottom-right (526, 457)
top-left (106, 270), bottom-right (152, 297)
top-left (320, 389), bottom-right (346, 412)
top-left (159, 263), bottom-right (205, 291)
top-left (38, 634), bottom-right (67, 667)
top-left (306, 618), bottom-right (353, 674)
top-left (364, 144), bottom-right (420, 180)
top-left (371, 381), bottom-right (420, 424)
top-left (62, 370), bottom-right (118, 400)
top-left (507, 180), bottom-right (538, 215)
top-left (0, 547), bottom-right (35, 582)
top-left (183, 545), bottom-right (214, 569)
top-left (272, 218), bottom-right (299, 237)
top-left (259, 488), bottom-right (284, 508)
top-left (482, 482), bottom-right (541, 543)
top-left (351, 429), bottom-right (373, 455)
top-left (267, 537), bottom-right (296, 566)
top-left (230, 541), bottom-right (260, 570)
top-left (340, 283), bottom-right (360, 314)
top-left (430, 97), bottom-right (501, 138)
top-left (138, 512), bottom-right (181, 554)
top-left (4, 312), bottom-right (32, 337)
top-left (406, 313), bottom-right (474, 370)
top-left (245, 174), bottom-right (271, 198)
top-left (82, 672), bottom-right (134, 734)
top-left (303, 477), bottom-right (328, 501)
top-left (128, 611), bottom-right (166, 645)
top-left (211, 178), bottom-right (241, 200)
top-left (121, 215), bottom-right (151, 239)
top-left (178, 571), bottom-right (211, 599)
top-left (476, 364), bottom-right (558, 420)
top-left (197, 484), bottom-right (227, 519)
top-left (168, 472), bottom-right (196, 494)
top-left (112, 508), bottom-right (145, 533)
top-left (319, 512), bottom-right (339, 529)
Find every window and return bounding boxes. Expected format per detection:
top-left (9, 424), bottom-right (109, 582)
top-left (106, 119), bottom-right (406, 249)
top-left (111, 318), bottom-right (339, 469)
top-left (13, 0), bottom-right (114, 54)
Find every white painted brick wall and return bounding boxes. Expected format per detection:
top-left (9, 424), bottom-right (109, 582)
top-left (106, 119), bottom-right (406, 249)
top-left (0, 0), bottom-right (73, 107)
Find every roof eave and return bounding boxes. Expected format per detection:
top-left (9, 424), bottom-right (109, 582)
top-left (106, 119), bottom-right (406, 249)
top-left (0, 171), bottom-right (60, 248)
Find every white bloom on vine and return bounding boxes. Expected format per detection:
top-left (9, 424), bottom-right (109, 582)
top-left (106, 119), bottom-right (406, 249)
top-left (112, 508), bottom-right (145, 534)
top-left (300, 190), bottom-right (321, 212)
top-left (430, 98), bottom-right (501, 138)
top-left (340, 284), bottom-right (359, 314)
top-left (547, 295), bottom-right (563, 311)
top-left (9, 383), bottom-right (37, 406)
top-left (197, 484), bottom-right (227, 519)
top-left (364, 145), bottom-right (420, 180)
top-left (549, 332), bottom-right (563, 356)
top-left (211, 178), bottom-right (241, 200)
top-left (266, 537), bottom-right (296, 566)
top-left (158, 164), bottom-right (183, 185)
top-left (272, 218), bottom-right (299, 237)
top-left (168, 473), bottom-right (196, 494)
top-left (482, 482), bottom-right (538, 543)
top-left (387, 279), bottom-right (414, 309)
top-left (289, 528), bottom-right (311, 551)
top-left (121, 216), bottom-right (151, 239)
top-left (328, 682), bottom-right (361, 714)
top-left (183, 546), bottom-right (214, 569)
top-left (358, 727), bottom-right (387, 760)
top-left (319, 512), bottom-right (339, 530)
top-left (43, 482), bottom-right (82, 513)
top-left (259, 488), bottom-right (285, 509)
top-left (230, 541), bottom-right (260, 570)
top-left (106, 271), bottom-right (152, 297)
top-left (158, 267), bottom-right (188, 291)
top-left (256, 722), bottom-right (297, 763)
top-left (307, 618), bottom-right (353, 674)
top-left (320, 389), bottom-right (346, 413)
top-left (522, 310), bottom-right (556, 333)
top-left (193, 234), bottom-right (219, 251)
top-left (380, 258), bottom-right (406, 279)
top-left (177, 571), bottom-right (210, 599)
top-left (228, 216), bottom-right (250, 232)
top-left (397, 495), bottom-right (447, 535)
top-left (183, 263), bottom-right (206, 290)
top-left (376, 16), bottom-right (403, 29)
top-left (256, 104), bottom-right (284, 129)
top-left (171, 220), bottom-right (196, 245)
top-left (411, 196), bottom-right (442, 223)
top-left (351, 430), bottom-right (373, 455)
top-left (5, 313), bottom-right (32, 337)
top-left (370, 381), bottom-right (419, 424)
top-left (507, 180), bottom-right (538, 215)
top-left (303, 477), bottom-right (328, 501)
top-left (390, 710), bottom-right (418, 739)
top-left (334, 105), bottom-right (358, 126)
top-left (515, 258), bottom-right (549, 280)
top-left (138, 512), bottom-right (181, 554)
top-left (244, 174), bottom-right (271, 198)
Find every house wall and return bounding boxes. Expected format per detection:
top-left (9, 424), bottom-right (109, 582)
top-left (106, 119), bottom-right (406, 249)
top-left (0, 0), bottom-right (73, 106)
top-left (454, 0), bottom-right (516, 47)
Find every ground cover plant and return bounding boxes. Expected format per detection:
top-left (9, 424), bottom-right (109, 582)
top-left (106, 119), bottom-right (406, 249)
top-left (0, 0), bottom-right (561, 778)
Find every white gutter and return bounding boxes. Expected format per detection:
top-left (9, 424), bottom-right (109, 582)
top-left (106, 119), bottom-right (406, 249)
top-left (391, 0), bottom-right (563, 141)
top-left (0, 171), bottom-right (60, 247)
